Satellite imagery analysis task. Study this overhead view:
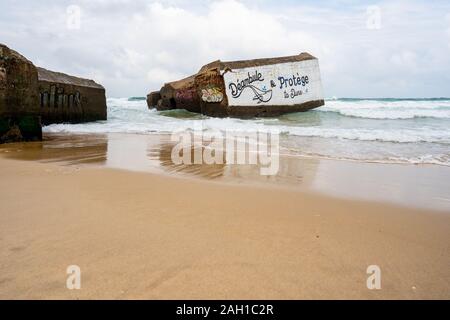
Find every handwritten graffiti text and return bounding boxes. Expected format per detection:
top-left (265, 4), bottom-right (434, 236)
top-left (278, 74), bottom-right (309, 89)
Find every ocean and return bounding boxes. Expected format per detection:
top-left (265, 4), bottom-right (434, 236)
top-left (43, 97), bottom-right (450, 166)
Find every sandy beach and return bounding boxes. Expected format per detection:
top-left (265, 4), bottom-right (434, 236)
top-left (0, 134), bottom-right (449, 299)
top-left (2, 0), bottom-right (450, 305)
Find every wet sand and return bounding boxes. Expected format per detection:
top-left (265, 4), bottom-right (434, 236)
top-left (0, 133), bottom-right (449, 299)
top-left (2, 133), bottom-right (450, 211)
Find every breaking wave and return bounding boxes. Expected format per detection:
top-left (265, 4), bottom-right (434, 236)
top-left (319, 99), bottom-right (450, 120)
top-left (43, 97), bottom-right (450, 166)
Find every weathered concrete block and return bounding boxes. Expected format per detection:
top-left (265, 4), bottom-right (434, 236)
top-left (147, 91), bottom-right (161, 109)
top-left (0, 43), bottom-right (42, 143)
top-left (1, 43), bottom-right (108, 143)
top-left (148, 52), bottom-right (325, 118)
top-left (37, 68), bottom-right (107, 124)
top-left (156, 75), bottom-right (201, 113)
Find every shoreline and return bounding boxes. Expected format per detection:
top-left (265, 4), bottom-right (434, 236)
top-left (2, 132), bottom-right (450, 212)
top-left (0, 149), bottom-right (450, 299)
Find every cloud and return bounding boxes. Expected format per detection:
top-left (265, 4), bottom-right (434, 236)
top-left (146, 67), bottom-right (184, 84)
top-left (447, 13), bottom-right (450, 49)
top-left (0, 0), bottom-right (449, 98)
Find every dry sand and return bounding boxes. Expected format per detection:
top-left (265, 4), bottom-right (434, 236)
top-left (0, 155), bottom-right (449, 299)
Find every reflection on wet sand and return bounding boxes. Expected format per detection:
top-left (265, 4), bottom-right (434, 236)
top-left (148, 139), bottom-right (319, 186)
top-left (149, 142), bottom-right (226, 179)
top-left (0, 134), bottom-right (108, 166)
top-left (0, 132), bottom-right (320, 187)
top-left (1, 132), bottom-right (449, 211)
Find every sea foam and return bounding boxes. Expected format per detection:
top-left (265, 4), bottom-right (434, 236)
top-left (43, 97), bottom-right (450, 166)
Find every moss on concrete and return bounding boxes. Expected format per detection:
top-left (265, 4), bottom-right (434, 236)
top-left (18, 115), bottom-right (42, 140)
top-left (0, 118), bottom-right (10, 136)
top-left (1, 44), bottom-right (42, 143)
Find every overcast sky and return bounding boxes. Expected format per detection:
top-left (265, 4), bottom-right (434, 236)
top-left (1, 0), bottom-right (449, 98)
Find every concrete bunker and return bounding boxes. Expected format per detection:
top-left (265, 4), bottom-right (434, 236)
top-left (38, 67), bottom-right (107, 125)
top-left (0, 44), bottom-right (42, 143)
top-left (0, 43), bottom-right (107, 143)
top-left (147, 52), bottom-right (325, 118)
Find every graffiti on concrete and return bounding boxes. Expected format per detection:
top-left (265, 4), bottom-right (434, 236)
top-left (201, 86), bottom-right (224, 103)
top-left (40, 86), bottom-right (81, 109)
top-left (224, 59), bottom-right (322, 107)
top-left (227, 70), bottom-right (273, 104)
top-left (175, 88), bottom-right (196, 101)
